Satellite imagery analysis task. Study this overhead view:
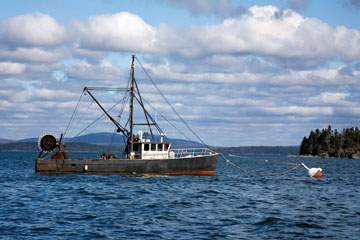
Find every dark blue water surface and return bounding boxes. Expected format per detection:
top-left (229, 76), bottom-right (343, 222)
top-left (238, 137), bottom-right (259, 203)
top-left (0, 151), bottom-right (359, 239)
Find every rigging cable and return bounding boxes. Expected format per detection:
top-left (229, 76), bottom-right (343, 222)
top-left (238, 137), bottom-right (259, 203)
top-left (136, 57), bottom-right (210, 148)
top-left (63, 91), bottom-right (84, 139)
top-left (107, 76), bottom-right (131, 152)
top-left (133, 94), bottom-right (165, 137)
top-left (134, 79), bottom-right (156, 141)
top-left (67, 99), bottom-right (95, 140)
top-left (141, 96), bottom-right (193, 142)
top-left (107, 94), bottom-right (129, 152)
top-left (67, 92), bottom-right (129, 143)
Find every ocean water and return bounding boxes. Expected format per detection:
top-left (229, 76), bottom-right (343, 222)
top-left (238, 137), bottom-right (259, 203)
top-left (0, 151), bottom-right (359, 239)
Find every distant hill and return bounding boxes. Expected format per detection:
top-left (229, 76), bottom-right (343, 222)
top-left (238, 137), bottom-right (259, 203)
top-left (0, 142), bottom-right (39, 151)
top-left (66, 132), bottom-right (126, 146)
top-left (2, 133), bottom-right (299, 154)
top-left (2, 132), bottom-right (203, 151)
top-left (17, 132), bottom-right (204, 148)
top-left (16, 138), bottom-right (37, 142)
top-left (214, 146), bottom-right (300, 155)
top-left (0, 138), bottom-right (14, 144)
top-left (0, 142), bottom-right (123, 152)
top-left (16, 132), bottom-right (125, 144)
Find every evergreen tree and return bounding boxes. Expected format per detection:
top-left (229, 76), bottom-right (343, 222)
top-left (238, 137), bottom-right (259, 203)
top-left (299, 125), bottom-right (360, 158)
top-left (300, 137), bottom-right (310, 155)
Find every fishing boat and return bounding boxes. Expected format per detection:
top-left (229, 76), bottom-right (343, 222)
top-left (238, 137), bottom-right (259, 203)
top-left (35, 55), bottom-right (220, 175)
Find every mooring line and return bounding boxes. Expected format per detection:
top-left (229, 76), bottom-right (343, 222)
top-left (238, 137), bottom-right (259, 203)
top-left (222, 154), bottom-right (257, 176)
top-left (222, 154), bottom-right (302, 177)
top-left (275, 163), bottom-right (302, 176)
top-left (227, 154), bottom-right (299, 166)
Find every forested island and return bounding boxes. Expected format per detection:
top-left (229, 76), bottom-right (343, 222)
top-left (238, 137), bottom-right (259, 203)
top-left (300, 125), bottom-right (360, 158)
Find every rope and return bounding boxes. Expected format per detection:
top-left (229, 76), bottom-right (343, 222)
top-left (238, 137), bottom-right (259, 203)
top-left (227, 153), bottom-right (300, 166)
top-left (67, 99), bottom-right (94, 139)
top-left (222, 154), bottom-right (257, 176)
top-left (107, 87), bottom-right (130, 152)
top-left (222, 154), bottom-right (302, 177)
top-left (63, 91), bottom-right (84, 138)
top-left (141, 96), bottom-right (193, 142)
top-left (66, 92), bottom-right (129, 143)
top-left (276, 164), bottom-right (302, 176)
top-left (136, 57), bottom-right (210, 149)
top-left (68, 113), bottom-right (105, 143)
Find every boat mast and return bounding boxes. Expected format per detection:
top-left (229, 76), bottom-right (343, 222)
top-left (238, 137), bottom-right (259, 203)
top-left (129, 55), bottom-right (136, 155)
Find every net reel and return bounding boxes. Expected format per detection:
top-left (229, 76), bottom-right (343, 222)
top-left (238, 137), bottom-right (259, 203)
top-left (38, 133), bottom-right (58, 153)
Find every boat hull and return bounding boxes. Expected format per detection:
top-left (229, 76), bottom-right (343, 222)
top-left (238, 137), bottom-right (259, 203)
top-left (35, 154), bottom-right (220, 175)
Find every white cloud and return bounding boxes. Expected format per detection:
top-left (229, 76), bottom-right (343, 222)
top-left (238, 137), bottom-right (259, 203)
top-left (62, 7), bottom-right (360, 68)
top-left (146, 6), bottom-right (359, 67)
top-left (0, 78), bottom-right (24, 92)
top-left (0, 100), bottom-right (43, 112)
top-left (334, 26), bottom-right (360, 62)
top-left (163, 6), bottom-right (335, 62)
top-left (305, 92), bottom-right (350, 106)
top-left (262, 106), bottom-right (334, 116)
top-left (139, 57), bottom-right (359, 88)
top-left (13, 113), bottom-right (30, 119)
top-left (8, 88), bottom-right (78, 103)
top-left (65, 59), bottom-right (122, 83)
top-left (142, 61), bottom-right (247, 83)
top-left (72, 12), bottom-right (156, 52)
top-left (0, 62), bottom-right (26, 75)
top-left (0, 47), bottom-right (67, 63)
top-left (27, 62), bottom-right (63, 74)
top-left (0, 12), bottom-right (69, 47)
top-left (71, 42), bottom-right (107, 61)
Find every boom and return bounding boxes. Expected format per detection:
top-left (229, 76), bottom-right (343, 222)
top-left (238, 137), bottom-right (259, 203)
top-left (83, 87), bottom-right (131, 138)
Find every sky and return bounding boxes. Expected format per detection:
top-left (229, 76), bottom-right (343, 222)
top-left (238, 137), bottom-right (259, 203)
top-left (1, 0), bottom-right (360, 147)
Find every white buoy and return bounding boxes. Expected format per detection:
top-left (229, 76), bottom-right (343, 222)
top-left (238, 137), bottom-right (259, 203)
top-left (301, 163), bottom-right (322, 178)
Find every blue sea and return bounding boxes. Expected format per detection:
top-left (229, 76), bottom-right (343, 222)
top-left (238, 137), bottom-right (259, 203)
top-left (0, 151), bottom-right (359, 239)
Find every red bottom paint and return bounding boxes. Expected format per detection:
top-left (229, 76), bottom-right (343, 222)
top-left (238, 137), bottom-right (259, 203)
top-left (36, 171), bottom-right (215, 176)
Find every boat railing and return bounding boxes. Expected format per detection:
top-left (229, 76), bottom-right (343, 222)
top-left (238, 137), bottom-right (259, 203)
top-left (171, 148), bottom-right (217, 158)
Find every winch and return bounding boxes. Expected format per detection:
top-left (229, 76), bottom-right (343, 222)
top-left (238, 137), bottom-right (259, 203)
top-left (38, 133), bottom-right (58, 153)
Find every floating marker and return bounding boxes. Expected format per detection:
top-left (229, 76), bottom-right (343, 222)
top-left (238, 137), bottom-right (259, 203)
top-left (301, 163), bottom-right (322, 178)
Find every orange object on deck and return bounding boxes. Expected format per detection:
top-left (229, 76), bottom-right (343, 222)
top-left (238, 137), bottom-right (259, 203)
top-left (50, 151), bottom-right (68, 160)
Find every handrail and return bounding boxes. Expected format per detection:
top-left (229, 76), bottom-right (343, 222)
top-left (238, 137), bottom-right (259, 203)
top-left (171, 148), bottom-right (217, 158)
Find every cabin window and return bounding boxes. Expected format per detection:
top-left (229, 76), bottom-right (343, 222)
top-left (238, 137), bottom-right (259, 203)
top-left (151, 144), bottom-right (156, 151)
top-left (133, 143), bottom-right (139, 152)
top-left (164, 144), bottom-right (169, 151)
top-left (158, 144), bottom-right (163, 151)
top-left (144, 144), bottom-right (150, 151)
